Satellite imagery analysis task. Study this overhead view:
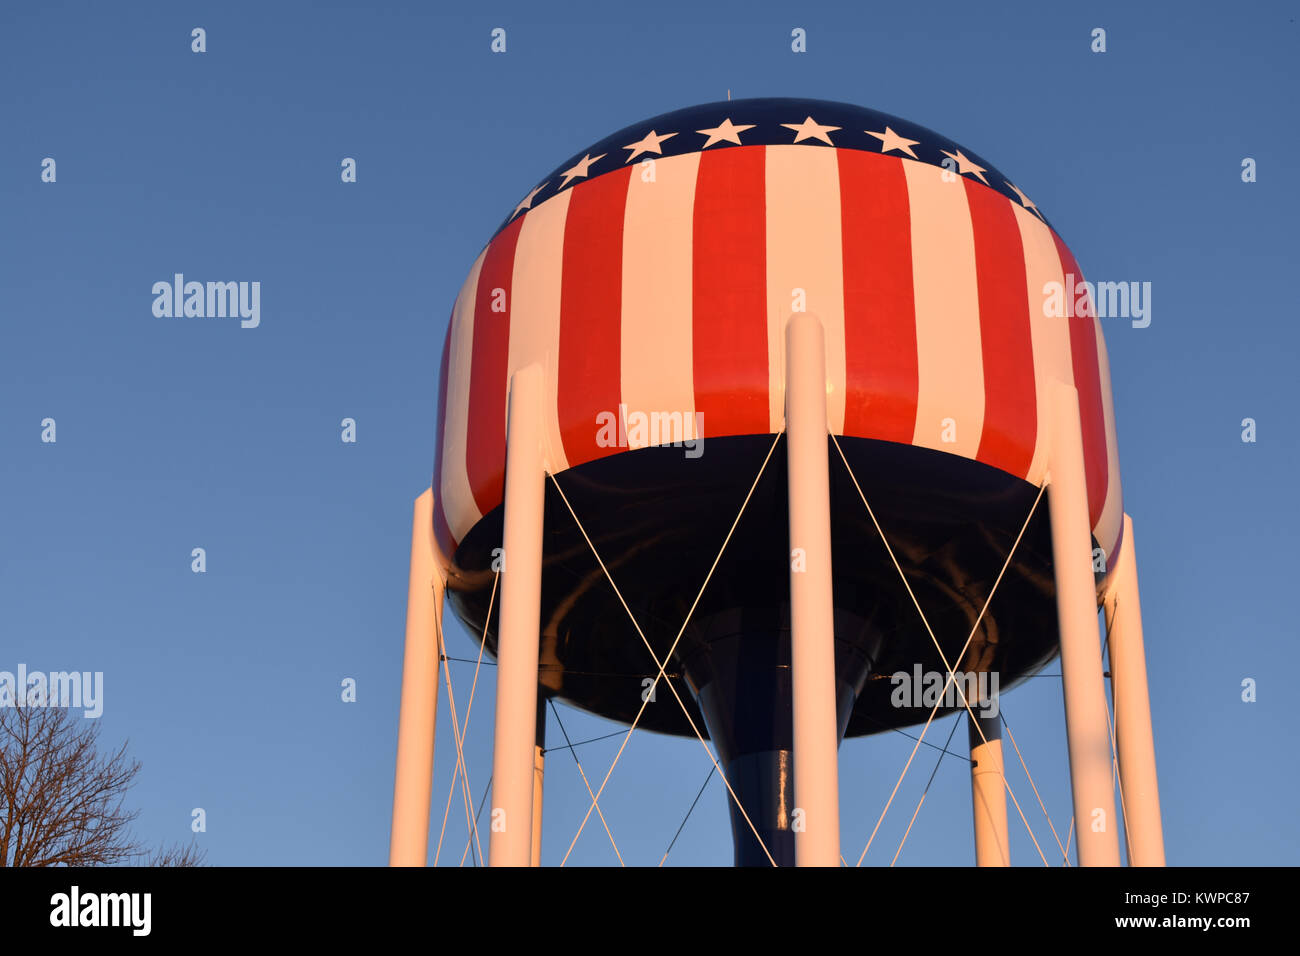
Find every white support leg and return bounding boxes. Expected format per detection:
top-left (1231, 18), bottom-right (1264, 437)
top-left (531, 698), bottom-right (545, 867)
top-left (784, 314), bottom-right (841, 867)
top-left (489, 364), bottom-right (546, 867)
top-left (1105, 514), bottom-right (1166, 866)
top-left (969, 712), bottom-right (1009, 866)
top-left (1048, 382), bottom-right (1121, 867)
top-left (389, 488), bottom-right (443, 866)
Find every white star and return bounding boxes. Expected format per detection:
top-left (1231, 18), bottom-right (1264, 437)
top-left (939, 148), bottom-right (988, 184)
top-left (696, 118), bottom-right (756, 148)
top-left (1004, 180), bottom-right (1040, 217)
top-left (622, 129), bottom-right (677, 162)
top-left (781, 116), bottom-right (841, 145)
top-left (864, 126), bottom-right (920, 159)
top-left (510, 182), bottom-right (548, 220)
top-left (558, 153), bottom-right (606, 188)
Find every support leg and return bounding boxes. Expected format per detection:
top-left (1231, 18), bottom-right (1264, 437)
top-left (389, 489), bottom-right (443, 866)
top-left (1105, 514), bottom-right (1165, 866)
top-left (489, 365), bottom-right (546, 867)
top-left (784, 314), bottom-right (841, 867)
top-left (531, 697), bottom-right (546, 867)
top-left (1048, 382), bottom-right (1121, 866)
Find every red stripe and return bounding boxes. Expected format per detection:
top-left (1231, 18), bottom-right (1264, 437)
top-left (692, 146), bottom-right (769, 437)
top-left (965, 180), bottom-right (1036, 478)
top-left (1052, 232), bottom-right (1108, 528)
top-left (432, 319), bottom-right (456, 557)
top-left (838, 150), bottom-right (918, 444)
top-left (557, 168), bottom-right (632, 468)
top-left (465, 217), bottom-right (524, 517)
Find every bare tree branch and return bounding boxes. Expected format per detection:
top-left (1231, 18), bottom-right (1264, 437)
top-left (0, 705), bottom-right (205, 867)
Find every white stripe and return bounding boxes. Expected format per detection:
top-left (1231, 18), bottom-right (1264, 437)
top-left (1015, 205), bottom-right (1075, 485)
top-left (507, 190), bottom-right (573, 473)
top-left (442, 250), bottom-right (486, 543)
top-left (1093, 320), bottom-right (1124, 560)
top-left (903, 162), bottom-right (984, 457)
top-left (764, 146), bottom-right (846, 434)
top-left (621, 152), bottom-right (700, 449)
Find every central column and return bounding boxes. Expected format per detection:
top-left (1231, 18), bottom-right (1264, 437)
top-left (683, 622), bottom-right (863, 866)
top-left (968, 712), bottom-right (1010, 866)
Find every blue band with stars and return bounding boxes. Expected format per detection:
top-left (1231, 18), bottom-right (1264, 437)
top-left (493, 96), bottom-right (1046, 239)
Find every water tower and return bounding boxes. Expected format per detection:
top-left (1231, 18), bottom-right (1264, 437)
top-left (389, 98), bottom-right (1164, 867)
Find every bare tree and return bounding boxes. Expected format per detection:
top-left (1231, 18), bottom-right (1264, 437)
top-left (0, 704), bottom-right (205, 867)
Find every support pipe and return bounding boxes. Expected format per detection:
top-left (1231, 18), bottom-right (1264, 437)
top-left (784, 314), bottom-right (842, 867)
top-left (489, 364), bottom-right (546, 867)
top-left (1047, 382), bottom-right (1121, 867)
top-left (389, 489), bottom-right (443, 866)
top-left (969, 712), bottom-right (1009, 866)
top-left (1105, 513), bottom-right (1166, 866)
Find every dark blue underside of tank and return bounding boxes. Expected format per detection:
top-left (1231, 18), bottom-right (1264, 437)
top-left (444, 434), bottom-right (1078, 865)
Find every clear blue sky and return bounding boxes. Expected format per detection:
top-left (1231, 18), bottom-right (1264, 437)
top-left (2, 0), bottom-right (1296, 866)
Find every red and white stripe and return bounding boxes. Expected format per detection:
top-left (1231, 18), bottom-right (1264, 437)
top-left (434, 146), bottom-right (1123, 564)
